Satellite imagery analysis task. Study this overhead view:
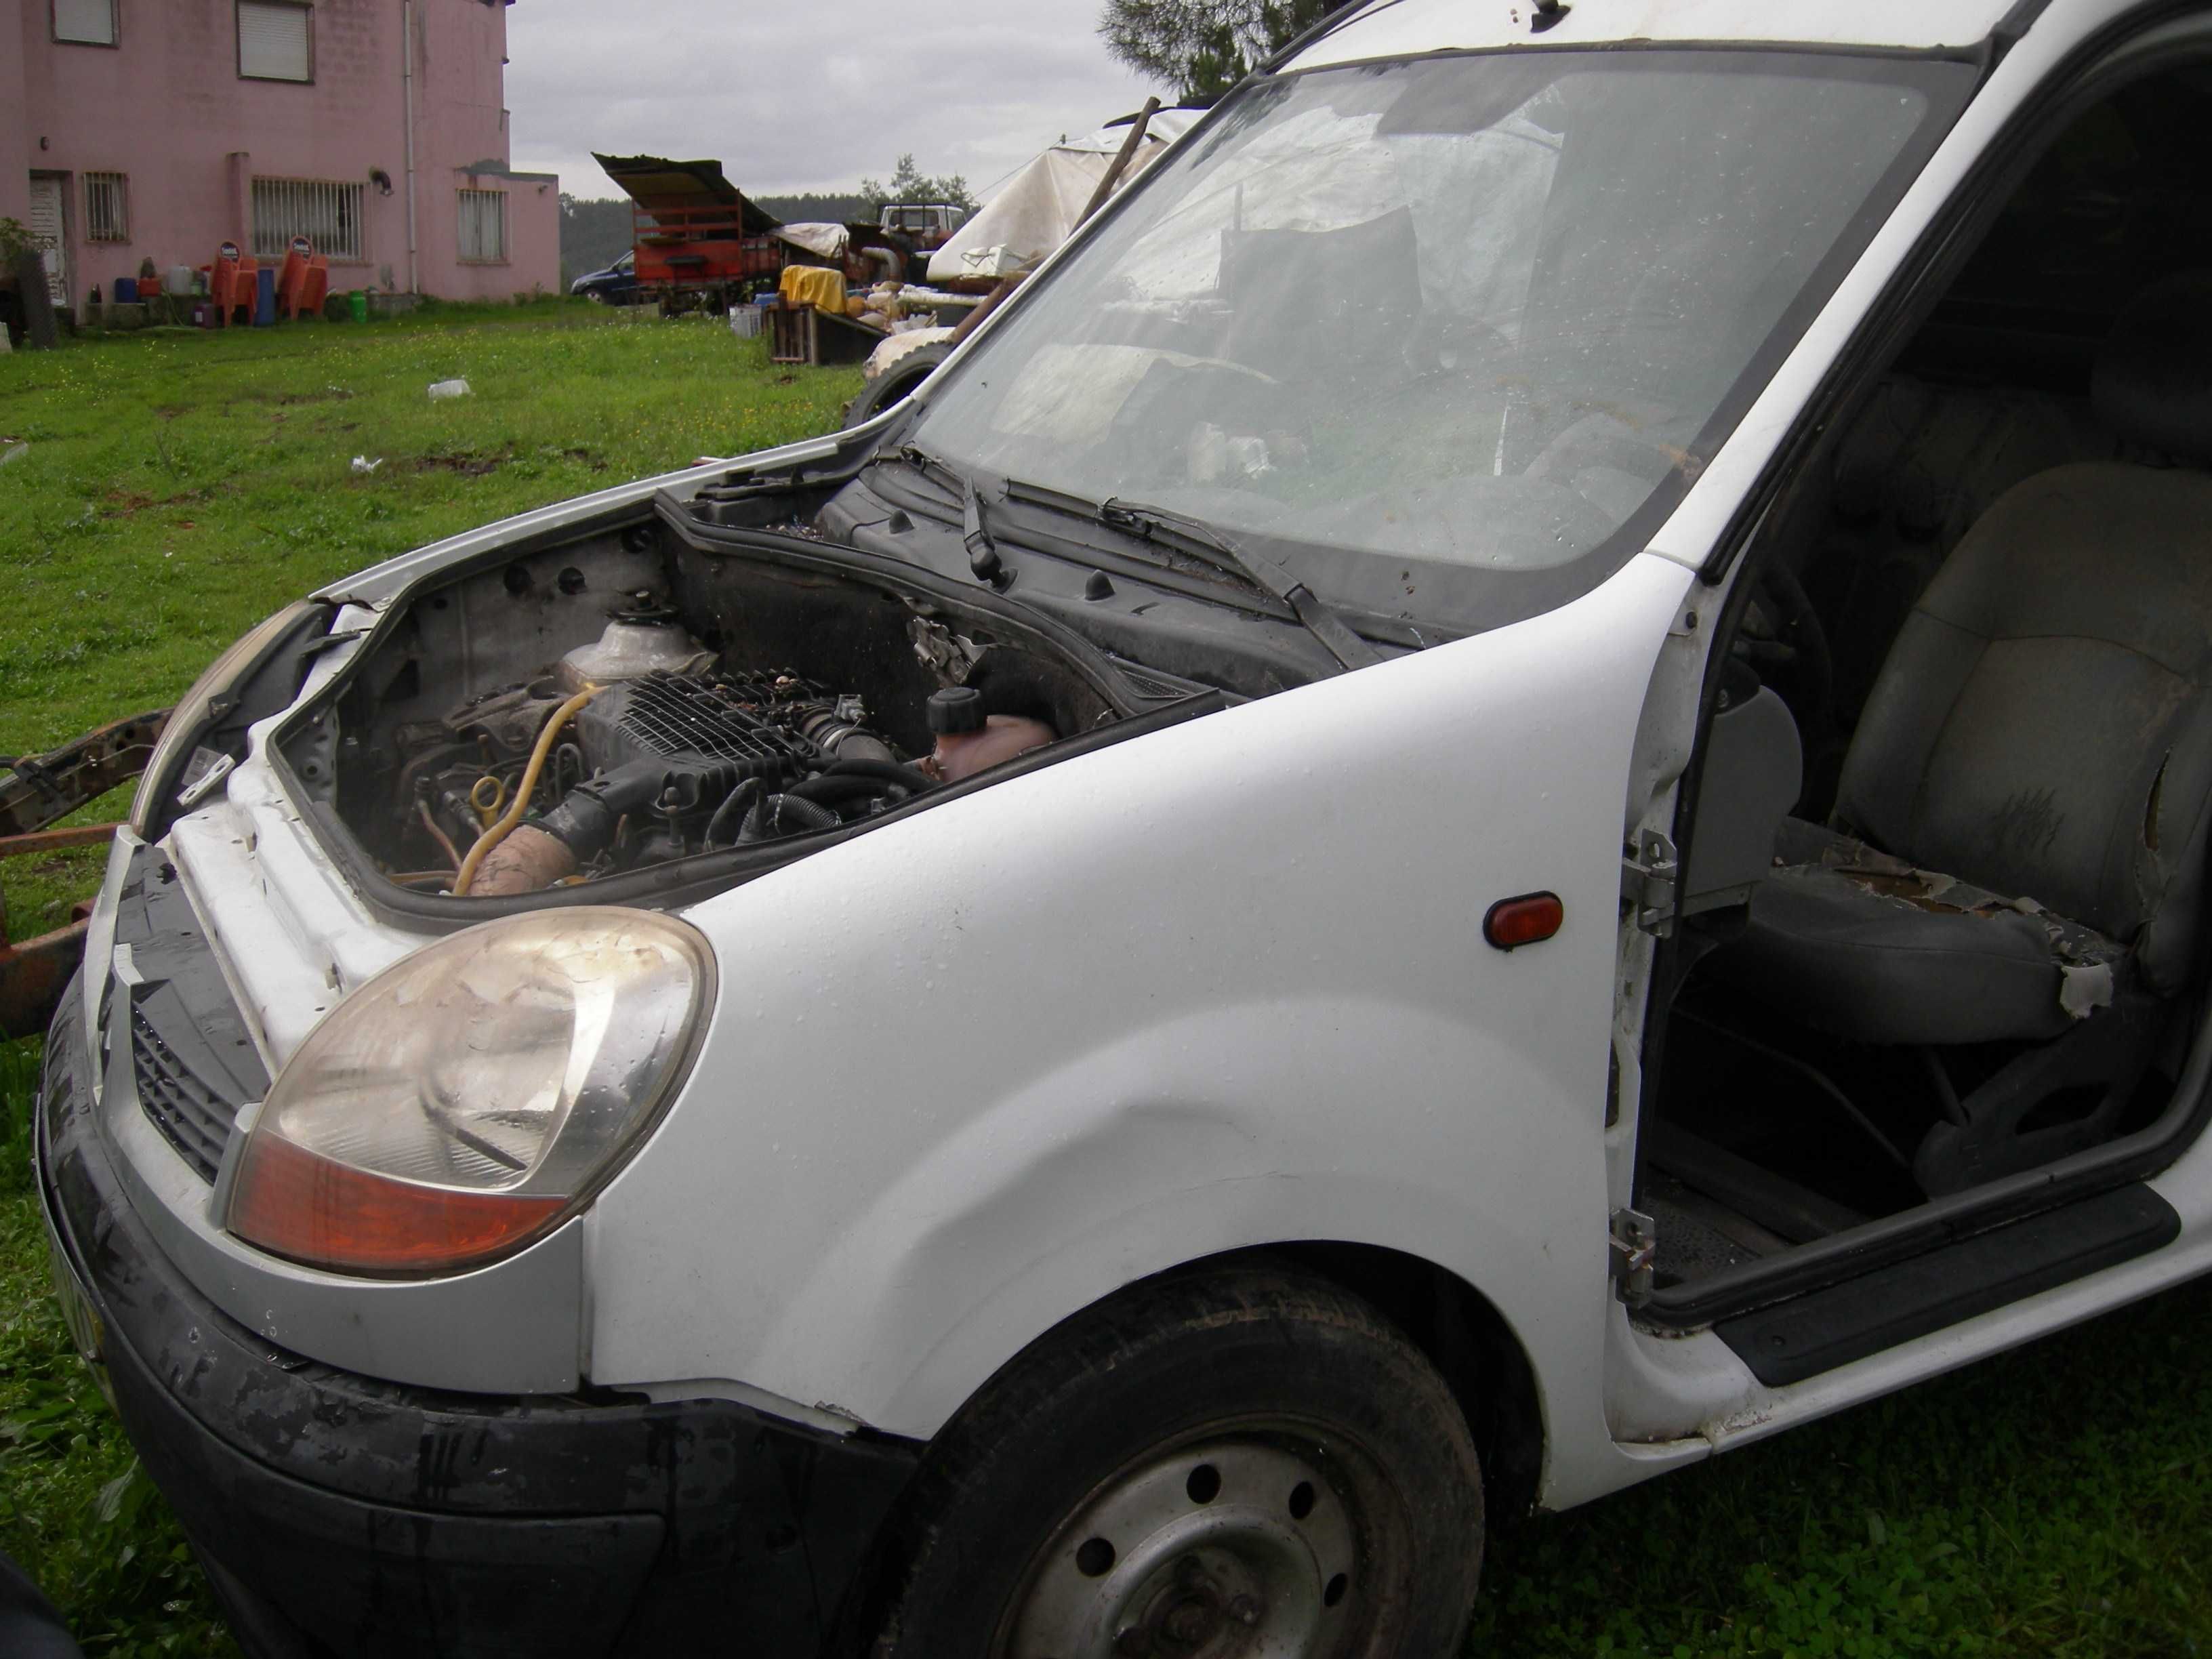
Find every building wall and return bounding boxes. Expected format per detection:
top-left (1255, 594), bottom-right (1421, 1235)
top-left (11, 0), bottom-right (557, 314)
top-left (0, 0), bottom-right (31, 226)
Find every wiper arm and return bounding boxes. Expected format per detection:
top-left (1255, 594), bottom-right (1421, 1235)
top-left (897, 443), bottom-right (1007, 588)
top-left (1099, 497), bottom-right (1382, 672)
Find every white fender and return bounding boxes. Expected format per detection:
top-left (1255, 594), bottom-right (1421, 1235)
top-left (586, 549), bottom-right (1695, 1511)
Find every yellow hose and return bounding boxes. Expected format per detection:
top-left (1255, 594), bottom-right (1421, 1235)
top-left (452, 688), bottom-right (597, 896)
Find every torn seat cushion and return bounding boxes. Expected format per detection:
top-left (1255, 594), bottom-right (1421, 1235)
top-left (1712, 819), bottom-right (2123, 1047)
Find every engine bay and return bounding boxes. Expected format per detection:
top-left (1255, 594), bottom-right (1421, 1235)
top-left (289, 511), bottom-right (1166, 901)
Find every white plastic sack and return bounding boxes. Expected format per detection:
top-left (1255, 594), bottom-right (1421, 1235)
top-left (773, 222), bottom-right (851, 261)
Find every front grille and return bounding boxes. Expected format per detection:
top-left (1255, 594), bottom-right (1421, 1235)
top-left (131, 1005), bottom-right (237, 1183)
top-left (108, 844), bottom-right (269, 1185)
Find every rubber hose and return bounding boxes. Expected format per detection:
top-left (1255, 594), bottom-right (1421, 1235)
top-left (705, 777), bottom-right (764, 849)
top-left (821, 757), bottom-right (935, 794)
top-left (453, 687), bottom-right (597, 896)
top-left (784, 774), bottom-right (901, 811)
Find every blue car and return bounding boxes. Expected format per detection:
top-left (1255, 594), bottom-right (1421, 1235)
top-left (569, 249), bottom-right (637, 304)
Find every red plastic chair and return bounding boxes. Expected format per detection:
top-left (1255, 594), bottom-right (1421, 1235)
top-left (276, 241), bottom-right (327, 320)
top-left (203, 249), bottom-right (258, 327)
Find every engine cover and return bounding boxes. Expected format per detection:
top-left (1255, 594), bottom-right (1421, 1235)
top-left (574, 671), bottom-right (817, 785)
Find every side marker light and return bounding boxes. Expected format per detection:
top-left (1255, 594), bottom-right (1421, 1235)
top-left (1483, 891), bottom-right (1563, 951)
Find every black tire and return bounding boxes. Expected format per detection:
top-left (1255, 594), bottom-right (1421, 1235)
top-left (861, 1264), bottom-right (1485, 1659)
top-left (842, 344), bottom-right (952, 430)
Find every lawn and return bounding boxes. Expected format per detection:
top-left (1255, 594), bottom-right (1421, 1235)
top-left (5, 306), bottom-right (2212, 1657)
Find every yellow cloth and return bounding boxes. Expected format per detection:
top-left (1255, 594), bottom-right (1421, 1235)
top-left (778, 265), bottom-right (848, 313)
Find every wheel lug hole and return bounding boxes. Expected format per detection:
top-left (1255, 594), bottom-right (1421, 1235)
top-left (1288, 1480), bottom-right (1316, 1521)
top-left (1185, 1462), bottom-right (1221, 1504)
top-left (1076, 1536), bottom-right (1115, 1578)
top-left (1324, 1572), bottom-right (1349, 1607)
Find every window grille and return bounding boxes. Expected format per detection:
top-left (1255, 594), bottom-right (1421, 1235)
top-left (237, 1), bottom-right (310, 81)
top-left (457, 190), bottom-right (508, 264)
top-left (84, 172), bottom-right (129, 242)
top-left (53, 0), bottom-right (117, 45)
top-left (251, 177), bottom-right (362, 261)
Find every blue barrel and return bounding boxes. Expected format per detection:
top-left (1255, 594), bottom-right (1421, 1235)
top-left (254, 266), bottom-right (276, 326)
top-left (113, 276), bottom-right (138, 304)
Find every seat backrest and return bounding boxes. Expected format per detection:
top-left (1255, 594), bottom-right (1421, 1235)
top-left (1836, 273), bottom-right (2212, 989)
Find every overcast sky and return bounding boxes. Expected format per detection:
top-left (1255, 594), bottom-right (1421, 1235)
top-left (507, 1), bottom-right (1168, 203)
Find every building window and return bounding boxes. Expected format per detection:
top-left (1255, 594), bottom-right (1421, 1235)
top-left (83, 173), bottom-right (129, 242)
top-left (237, 1), bottom-right (311, 82)
top-left (53, 0), bottom-right (118, 45)
top-left (457, 190), bottom-right (508, 264)
top-left (251, 177), bottom-right (362, 261)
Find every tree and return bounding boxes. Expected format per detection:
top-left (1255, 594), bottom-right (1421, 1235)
top-left (1099, 0), bottom-right (1357, 101)
top-left (857, 155), bottom-right (977, 217)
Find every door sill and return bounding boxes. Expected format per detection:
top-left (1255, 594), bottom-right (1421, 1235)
top-left (1711, 1183), bottom-right (2177, 1387)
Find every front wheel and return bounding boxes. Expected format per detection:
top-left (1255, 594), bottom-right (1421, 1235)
top-left (863, 1265), bottom-right (1484, 1658)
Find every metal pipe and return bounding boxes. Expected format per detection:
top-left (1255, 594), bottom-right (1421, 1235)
top-left (401, 0), bottom-right (419, 295)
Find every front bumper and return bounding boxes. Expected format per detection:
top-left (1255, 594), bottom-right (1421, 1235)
top-left (35, 982), bottom-right (918, 1658)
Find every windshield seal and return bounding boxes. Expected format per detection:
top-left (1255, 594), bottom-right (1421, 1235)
top-left (905, 47), bottom-right (1980, 639)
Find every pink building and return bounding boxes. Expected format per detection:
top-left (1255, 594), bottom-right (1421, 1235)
top-left (1, 0), bottom-right (559, 322)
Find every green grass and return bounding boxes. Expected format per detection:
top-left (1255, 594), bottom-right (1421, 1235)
top-left (0, 299), bottom-right (856, 945)
top-left (7, 306), bottom-right (2212, 1656)
top-left (0, 302), bottom-right (857, 1649)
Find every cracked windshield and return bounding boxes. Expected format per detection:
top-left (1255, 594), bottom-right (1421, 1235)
top-left (909, 51), bottom-right (1954, 613)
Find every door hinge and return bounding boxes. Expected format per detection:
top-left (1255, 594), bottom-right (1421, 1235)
top-left (1609, 1206), bottom-right (1657, 1307)
top-left (1620, 830), bottom-right (1678, 937)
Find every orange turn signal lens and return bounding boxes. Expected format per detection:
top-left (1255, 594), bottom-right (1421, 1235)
top-left (227, 1133), bottom-right (569, 1276)
top-left (1483, 891), bottom-right (1563, 951)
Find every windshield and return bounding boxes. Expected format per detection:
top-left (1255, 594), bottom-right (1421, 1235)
top-left (905, 49), bottom-right (1971, 628)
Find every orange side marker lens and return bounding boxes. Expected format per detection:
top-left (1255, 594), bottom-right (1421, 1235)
top-left (1483, 891), bottom-right (1563, 951)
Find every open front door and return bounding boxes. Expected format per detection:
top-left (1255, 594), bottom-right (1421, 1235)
top-left (28, 175), bottom-right (70, 312)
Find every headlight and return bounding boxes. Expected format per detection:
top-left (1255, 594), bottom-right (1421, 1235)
top-left (131, 600), bottom-right (323, 836)
top-left (224, 907), bottom-right (714, 1276)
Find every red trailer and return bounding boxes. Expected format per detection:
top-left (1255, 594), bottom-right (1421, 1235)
top-left (592, 153), bottom-right (786, 314)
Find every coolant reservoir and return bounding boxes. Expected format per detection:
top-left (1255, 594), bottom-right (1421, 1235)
top-left (557, 596), bottom-right (715, 692)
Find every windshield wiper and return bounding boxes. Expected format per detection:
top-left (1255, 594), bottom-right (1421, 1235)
top-left (1098, 497), bottom-right (1382, 671)
top-left (897, 443), bottom-right (1007, 588)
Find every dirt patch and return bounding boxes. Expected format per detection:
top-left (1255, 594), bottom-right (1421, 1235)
top-left (409, 447), bottom-right (510, 477)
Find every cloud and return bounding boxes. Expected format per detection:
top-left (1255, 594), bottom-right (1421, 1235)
top-left (506, 0), bottom-right (1168, 201)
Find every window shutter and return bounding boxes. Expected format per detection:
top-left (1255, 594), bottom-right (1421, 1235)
top-left (238, 2), bottom-right (310, 81)
top-left (54, 0), bottom-right (117, 45)
top-left (458, 190), bottom-right (507, 264)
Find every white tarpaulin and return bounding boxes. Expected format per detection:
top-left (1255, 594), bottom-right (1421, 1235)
top-left (773, 222), bottom-right (851, 260)
top-left (926, 110), bottom-right (1197, 285)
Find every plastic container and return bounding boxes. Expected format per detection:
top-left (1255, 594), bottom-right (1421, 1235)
top-left (113, 276), bottom-right (138, 304)
top-left (346, 289), bottom-right (368, 323)
top-left (253, 266), bottom-right (276, 326)
top-left (729, 305), bottom-right (762, 340)
top-left (165, 264), bottom-right (194, 298)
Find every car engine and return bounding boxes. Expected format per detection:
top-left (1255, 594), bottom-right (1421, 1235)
top-left (390, 605), bottom-right (1058, 897)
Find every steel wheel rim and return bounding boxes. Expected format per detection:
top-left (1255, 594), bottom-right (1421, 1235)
top-left (998, 1427), bottom-right (1382, 1659)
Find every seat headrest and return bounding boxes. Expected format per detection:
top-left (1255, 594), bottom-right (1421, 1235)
top-left (2091, 271), bottom-right (2212, 465)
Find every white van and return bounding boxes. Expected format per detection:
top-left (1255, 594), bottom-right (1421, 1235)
top-left (37, 1), bottom-right (2212, 1652)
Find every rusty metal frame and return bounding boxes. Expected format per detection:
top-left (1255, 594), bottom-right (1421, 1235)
top-left (1, 708), bottom-right (168, 1038)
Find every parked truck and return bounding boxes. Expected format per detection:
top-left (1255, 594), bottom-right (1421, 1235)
top-left (592, 152), bottom-right (785, 314)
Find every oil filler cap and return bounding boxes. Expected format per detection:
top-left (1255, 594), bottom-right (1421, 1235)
top-left (927, 687), bottom-right (985, 735)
